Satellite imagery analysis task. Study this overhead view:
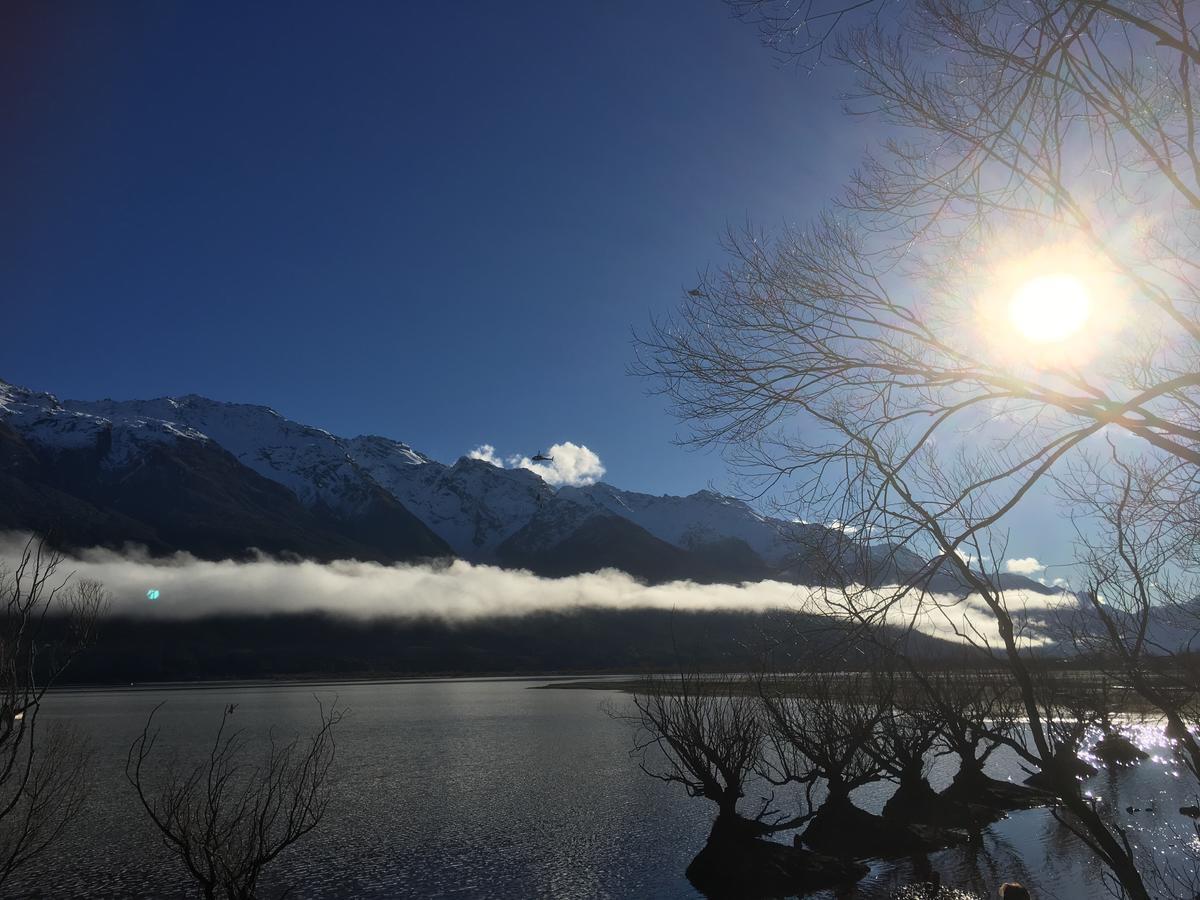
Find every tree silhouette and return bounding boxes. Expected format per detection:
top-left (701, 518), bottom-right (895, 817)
top-left (126, 697), bottom-right (343, 900)
top-left (0, 535), bottom-right (106, 889)
top-left (636, 2), bottom-right (1200, 895)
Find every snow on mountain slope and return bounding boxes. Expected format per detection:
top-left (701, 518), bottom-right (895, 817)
top-left (0, 380), bottom-right (209, 463)
top-left (344, 434), bottom-right (430, 470)
top-left (561, 483), bottom-right (812, 566)
top-left (63, 394), bottom-right (391, 515)
top-left (350, 451), bottom-right (562, 558)
top-left (33, 385), bottom-right (561, 558)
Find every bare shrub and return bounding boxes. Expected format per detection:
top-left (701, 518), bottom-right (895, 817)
top-left (0, 535), bottom-right (106, 887)
top-left (126, 698), bottom-right (343, 900)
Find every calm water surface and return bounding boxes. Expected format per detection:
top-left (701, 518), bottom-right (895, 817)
top-left (11, 678), bottom-right (1197, 899)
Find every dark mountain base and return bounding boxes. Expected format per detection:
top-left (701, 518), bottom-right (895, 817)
top-left (52, 608), bottom-right (967, 684)
top-left (0, 422), bottom-right (450, 563)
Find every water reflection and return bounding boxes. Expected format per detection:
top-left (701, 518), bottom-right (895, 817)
top-left (6, 682), bottom-right (1196, 899)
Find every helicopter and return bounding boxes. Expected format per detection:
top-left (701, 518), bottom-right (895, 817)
top-left (531, 451), bottom-right (553, 462)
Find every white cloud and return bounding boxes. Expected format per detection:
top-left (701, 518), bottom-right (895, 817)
top-left (466, 440), bottom-right (606, 487)
top-left (467, 444), bottom-right (503, 466)
top-left (1004, 557), bottom-right (1045, 575)
top-left (509, 441), bottom-right (605, 487)
top-left (0, 533), bottom-right (1068, 648)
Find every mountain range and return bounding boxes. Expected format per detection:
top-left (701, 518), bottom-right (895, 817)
top-left (0, 378), bottom-right (1052, 593)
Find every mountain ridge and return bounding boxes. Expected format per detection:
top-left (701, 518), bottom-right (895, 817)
top-left (0, 377), bottom-right (1056, 594)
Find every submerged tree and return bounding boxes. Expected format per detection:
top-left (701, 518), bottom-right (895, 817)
top-left (636, 2), bottom-right (1200, 895)
top-left (0, 535), bottom-right (106, 889)
top-left (758, 671), bottom-right (887, 817)
top-left (627, 672), bottom-right (872, 897)
top-left (916, 669), bottom-right (1026, 807)
top-left (872, 684), bottom-right (949, 824)
top-left (754, 669), bottom-right (955, 857)
top-left (630, 672), bottom-right (786, 833)
top-left (126, 698), bottom-right (343, 900)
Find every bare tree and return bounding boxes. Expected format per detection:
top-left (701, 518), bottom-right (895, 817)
top-left (0, 534), bottom-right (106, 889)
top-left (1023, 670), bottom-right (1105, 785)
top-left (627, 672), bottom-right (808, 835)
top-left (916, 670), bottom-right (1026, 807)
top-left (634, 2), bottom-right (1200, 895)
top-left (627, 673), bottom-right (872, 897)
top-left (872, 680), bottom-right (950, 824)
top-left (1057, 448), bottom-right (1200, 777)
top-left (126, 698), bottom-right (343, 900)
top-left (757, 670), bottom-right (892, 851)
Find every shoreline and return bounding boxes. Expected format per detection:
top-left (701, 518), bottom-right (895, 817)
top-left (49, 671), bottom-right (641, 696)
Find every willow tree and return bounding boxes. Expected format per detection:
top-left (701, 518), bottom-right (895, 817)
top-left (638, 2), bottom-right (1200, 896)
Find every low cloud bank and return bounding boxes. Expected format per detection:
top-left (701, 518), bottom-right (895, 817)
top-left (0, 533), bottom-right (1070, 646)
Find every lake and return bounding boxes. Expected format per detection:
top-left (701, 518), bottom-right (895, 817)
top-left (9, 677), bottom-right (1196, 899)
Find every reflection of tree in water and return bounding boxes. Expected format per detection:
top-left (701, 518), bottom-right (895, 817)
top-left (1039, 810), bottom-right (1084, 881)
top-left (942, 827), bottom-right (1037, 899)
top-left (801, 828), bottom-right (1038, 899)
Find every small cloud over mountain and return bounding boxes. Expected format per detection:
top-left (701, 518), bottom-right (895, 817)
top-left (510, 441), bottom-right (605, 486)
top-left (1004, 556), bottom-right (1045, 575)
top-left (466, 441), bottom-right (606, 487)
top-left (468, 444), bottom-right (503, 466)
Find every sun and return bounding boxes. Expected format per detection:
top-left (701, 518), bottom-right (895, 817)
top-left (973, 242), bottom-right (1123, 365)
top-left (1008, 273), bottom-right (1092, 343)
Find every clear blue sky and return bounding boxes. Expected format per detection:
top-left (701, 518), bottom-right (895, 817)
top-left (3, 0), bottom-right (872, 499)
top-left (3, 0), bottom-right (1072, 570)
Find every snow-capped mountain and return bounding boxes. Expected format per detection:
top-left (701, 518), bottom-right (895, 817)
top-left (0, 381), bottom-right (449, 562)
top-left (0, 381), bottom-right (210, 459)
top-left (351, 451), bottom-right (557, 557)
top-left (561, 483), bottom-right (814, 566)
top-left (64, 394), bottom-right (388, 515)
top-left (50, 389), bottom-right (575, 561)
top-left (0, 377), bottom-right (1056, 592)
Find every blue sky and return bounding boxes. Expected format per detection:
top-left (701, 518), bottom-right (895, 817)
top-left (2, 1), bottom-right (865, 489)
top-left (2, 1), bottom-right (1065, 567)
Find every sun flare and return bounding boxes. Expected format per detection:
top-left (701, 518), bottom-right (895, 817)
top-left (1008, 273), bottom-right (1092, 343)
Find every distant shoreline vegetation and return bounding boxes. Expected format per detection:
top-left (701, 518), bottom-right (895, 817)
top-left (38, 607), bottom-right (1197, 688)
top-left (539, 672), bottom-right (1200, 719)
